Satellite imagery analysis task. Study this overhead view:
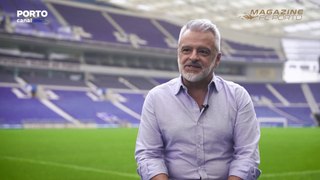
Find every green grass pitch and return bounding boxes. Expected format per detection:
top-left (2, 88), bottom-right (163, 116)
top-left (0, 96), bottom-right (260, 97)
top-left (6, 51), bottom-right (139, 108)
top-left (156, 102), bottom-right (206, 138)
top-left (0, 128), bottom-right (319, 180)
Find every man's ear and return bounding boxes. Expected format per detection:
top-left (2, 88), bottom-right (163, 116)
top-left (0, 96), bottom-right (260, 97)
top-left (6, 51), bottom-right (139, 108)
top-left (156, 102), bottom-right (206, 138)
top-left (214, 53), bottom-right (222, 68)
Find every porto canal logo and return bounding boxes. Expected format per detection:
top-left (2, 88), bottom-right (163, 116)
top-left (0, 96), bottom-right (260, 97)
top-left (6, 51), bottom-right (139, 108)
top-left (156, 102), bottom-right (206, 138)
top-left (16, 10), bottom-right (48, 23)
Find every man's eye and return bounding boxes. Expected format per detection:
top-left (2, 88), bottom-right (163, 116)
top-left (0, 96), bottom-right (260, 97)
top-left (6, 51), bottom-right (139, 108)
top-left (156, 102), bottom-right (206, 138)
top-left (181, 48), bottom-right (191, 54)
top-left (198, 49), bottom-right (210, 56)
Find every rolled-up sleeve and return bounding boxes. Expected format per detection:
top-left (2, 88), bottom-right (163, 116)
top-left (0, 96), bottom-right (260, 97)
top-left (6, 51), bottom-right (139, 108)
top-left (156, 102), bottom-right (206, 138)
top-left (135, 91), bottom-right (168, 180)
top-left (229, 87), bottom-right (261, 180)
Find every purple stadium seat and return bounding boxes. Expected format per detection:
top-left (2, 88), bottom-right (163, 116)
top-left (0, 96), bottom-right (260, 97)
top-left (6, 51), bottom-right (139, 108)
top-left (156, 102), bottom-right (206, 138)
top-left (271, 83), bottom-right (307, 103)
top-left (52, 3), bottom-right (118, 43)
top-left (308, 83), bottom-right (320, 103)
top-left (109, 12), bottom-right (169, 49)
top-left (52, 90), bottom-right (140, 125)
top-left (0, 87), bottom-right (67, 125)
top-left (240, 83), bottom-right (280, 103)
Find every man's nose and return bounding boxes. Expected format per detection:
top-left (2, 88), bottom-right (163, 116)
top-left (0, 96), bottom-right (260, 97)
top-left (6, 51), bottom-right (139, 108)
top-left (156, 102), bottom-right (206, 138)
top-left (189, 49), bottom-right (199, 60)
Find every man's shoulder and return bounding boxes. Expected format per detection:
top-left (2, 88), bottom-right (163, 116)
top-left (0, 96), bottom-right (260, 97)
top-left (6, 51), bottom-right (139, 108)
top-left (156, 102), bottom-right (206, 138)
top-left (215, 76), bottom-right (251, 103)
top-left (149, 77), bottom-right (179, 93)
top-left (215, 76), bottom-right (244, 91)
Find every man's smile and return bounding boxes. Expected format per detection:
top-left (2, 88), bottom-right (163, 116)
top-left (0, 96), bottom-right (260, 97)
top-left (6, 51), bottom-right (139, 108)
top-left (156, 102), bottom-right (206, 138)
top-left (184, 63), bottom-right (202, 71)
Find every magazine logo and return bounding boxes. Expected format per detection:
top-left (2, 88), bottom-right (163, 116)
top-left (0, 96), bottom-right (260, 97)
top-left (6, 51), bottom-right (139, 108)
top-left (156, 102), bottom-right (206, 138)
top-left (240, 9), bottom-right (303, 21)
top-left (16, 10), bottom-right (48, 23)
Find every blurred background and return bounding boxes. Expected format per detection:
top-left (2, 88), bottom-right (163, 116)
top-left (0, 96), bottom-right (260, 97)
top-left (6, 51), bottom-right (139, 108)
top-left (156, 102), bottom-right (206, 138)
top-left (0, 0), bottom-right (319, 128)
top-left (0, 0), bottom-right (319, 179)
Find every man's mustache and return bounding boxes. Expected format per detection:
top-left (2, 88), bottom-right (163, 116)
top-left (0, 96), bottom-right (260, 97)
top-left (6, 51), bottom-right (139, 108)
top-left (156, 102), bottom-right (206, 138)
top-left (184, 61), bottom-right (202, 68)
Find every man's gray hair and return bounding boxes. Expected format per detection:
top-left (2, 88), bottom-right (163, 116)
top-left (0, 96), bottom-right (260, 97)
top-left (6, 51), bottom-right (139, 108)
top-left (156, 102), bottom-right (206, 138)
top-left (178, 19), bottom-right (221, 52)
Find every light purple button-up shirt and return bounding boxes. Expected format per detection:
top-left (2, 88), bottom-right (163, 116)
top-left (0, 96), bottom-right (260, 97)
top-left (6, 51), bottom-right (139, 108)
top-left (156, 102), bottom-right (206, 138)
top-left (135, 75), bottom-right (261, 180)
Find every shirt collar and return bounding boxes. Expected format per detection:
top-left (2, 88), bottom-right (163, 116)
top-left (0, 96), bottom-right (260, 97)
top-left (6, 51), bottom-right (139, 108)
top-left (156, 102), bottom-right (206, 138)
top-left (173, 74), bottom-right (220, 95)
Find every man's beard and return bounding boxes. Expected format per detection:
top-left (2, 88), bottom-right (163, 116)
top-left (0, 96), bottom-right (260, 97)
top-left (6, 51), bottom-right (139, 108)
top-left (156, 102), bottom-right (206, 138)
top-left (179, 61), bottom-right (214, 82)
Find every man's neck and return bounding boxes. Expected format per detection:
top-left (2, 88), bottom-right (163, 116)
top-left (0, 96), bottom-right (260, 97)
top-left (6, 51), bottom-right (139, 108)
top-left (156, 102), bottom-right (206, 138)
top-left (182, 75), bottom-right (212, 91)
top-left (182, 76), bottom-right (213, 107)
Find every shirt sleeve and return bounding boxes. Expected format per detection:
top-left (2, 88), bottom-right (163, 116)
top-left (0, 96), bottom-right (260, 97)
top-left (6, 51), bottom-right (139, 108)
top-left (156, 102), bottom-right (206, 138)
top-left (229, 86), bottom-right (261, 180)
top-left (135, 91), bottom-right (168, 180)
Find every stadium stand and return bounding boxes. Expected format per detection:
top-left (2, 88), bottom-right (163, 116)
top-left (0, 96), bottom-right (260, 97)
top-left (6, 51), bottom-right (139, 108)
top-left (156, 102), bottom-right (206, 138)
top-left (52, 3), bottom-right (117, 42)
top-left (0, 86), bottom-right (68, 128)
top-left (21, 74), bottom-right (86, 87)
top-left (1, 76), bottom-right (319, 128)
top-left (52, 90), bottom-right (140, 125)
top-left (271, 83), bottom-right (307, 103)
top-left (0, 0), bottom-right (318, 128)
top-left (0, 72), bottom-right (16, 83)
top-left (308, 83), bottom-right (320, 104)
top-left (223, 39), bottom-right (280, 62)
top-left (241, 82), bottom-right (319, 127)
top-left (240, 83), bottom-right (281, 103)
top-left (0, 0), bottom-right (74, 39)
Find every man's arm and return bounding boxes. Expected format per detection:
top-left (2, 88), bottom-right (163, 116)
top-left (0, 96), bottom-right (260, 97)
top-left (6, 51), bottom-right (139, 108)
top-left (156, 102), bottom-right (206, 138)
top-left (151, 173), bottom-right (169, 180)
top-left (135, 91), bottom-right (168, 180)
top-left (229, 87), bottom-right (261, 179)
top-left (228, 175), bottom-right (242, 180)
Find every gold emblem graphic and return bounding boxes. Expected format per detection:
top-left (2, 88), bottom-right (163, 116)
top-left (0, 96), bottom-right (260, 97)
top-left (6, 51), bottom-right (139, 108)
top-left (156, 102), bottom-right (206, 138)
top-left (239, 14), bottom-right (258, 20)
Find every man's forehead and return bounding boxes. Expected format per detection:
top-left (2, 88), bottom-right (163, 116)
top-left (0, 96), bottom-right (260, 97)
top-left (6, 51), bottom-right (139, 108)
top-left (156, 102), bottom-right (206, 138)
top-left (179, 30), bottom-right (215, 47)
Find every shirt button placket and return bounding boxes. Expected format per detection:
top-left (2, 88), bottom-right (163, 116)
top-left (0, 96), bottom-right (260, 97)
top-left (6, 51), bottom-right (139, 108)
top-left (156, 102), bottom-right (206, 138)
top-left (197, 124), bottom-right (202, 159)
top-left (196, 118), bottom-right (206, 179)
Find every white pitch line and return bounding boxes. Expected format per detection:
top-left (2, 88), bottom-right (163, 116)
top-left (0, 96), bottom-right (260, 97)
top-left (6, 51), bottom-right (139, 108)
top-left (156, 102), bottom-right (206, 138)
top-left (0, 156), bottom-right (139, 179)
top-left (2, 155), bottom-right (319, 179)
top-left (262, 169), bottom-right (320, 178)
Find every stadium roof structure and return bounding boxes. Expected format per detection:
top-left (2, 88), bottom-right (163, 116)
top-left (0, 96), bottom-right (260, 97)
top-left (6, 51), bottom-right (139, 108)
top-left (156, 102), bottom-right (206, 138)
top-left (103, 0), bottom-right (320, 40)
